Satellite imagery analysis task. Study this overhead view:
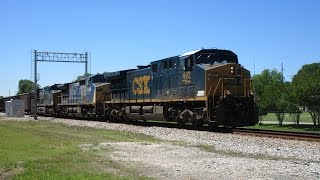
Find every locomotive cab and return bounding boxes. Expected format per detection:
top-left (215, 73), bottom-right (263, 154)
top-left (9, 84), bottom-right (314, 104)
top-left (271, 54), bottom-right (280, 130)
top-left (179, 49), bottom-right (258, 127)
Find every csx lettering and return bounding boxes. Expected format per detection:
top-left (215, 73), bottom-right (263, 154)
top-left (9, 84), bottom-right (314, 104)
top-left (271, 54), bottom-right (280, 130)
top-left (132, 75), bottom-right (151, 95)
top-left (182, 71), bottom-right (192, 85)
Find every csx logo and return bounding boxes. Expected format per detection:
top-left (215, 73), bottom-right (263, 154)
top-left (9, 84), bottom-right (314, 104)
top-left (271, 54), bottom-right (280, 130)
top-left (132, 75), bottom-right (151, 95)
top-left (182, 71), bottom-right (192, 85)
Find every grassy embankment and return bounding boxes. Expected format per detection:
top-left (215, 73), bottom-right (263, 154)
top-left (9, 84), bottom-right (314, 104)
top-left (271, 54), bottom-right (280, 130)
top-left (247, 112), bottom-right (320, 134)
top-left (0, 118), bottom-right (160, 179)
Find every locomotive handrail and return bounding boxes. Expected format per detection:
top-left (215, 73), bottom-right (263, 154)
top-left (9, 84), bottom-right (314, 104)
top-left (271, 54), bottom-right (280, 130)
top-left (207, 82), bottom-right (215, 99)
top-left (212, 77), bottom-right (237, 107)
top-left (212, 78), bottom-right (237, 97)
top-left (212, 78), bottom-right (223, 107)
top-left (211, 77), bottom-right (252, 108)
top-left (244, 78), bottom-right (251, 97)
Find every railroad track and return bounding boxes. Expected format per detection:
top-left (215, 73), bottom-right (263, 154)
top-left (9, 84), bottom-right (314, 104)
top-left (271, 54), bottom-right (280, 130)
top-left (138, 122), bottom-right (320, 141)
top-left (90, 119), bottom-right (320, 141)
top-left (28, 115), bottom-right (320, 141)
top-left (234, 128), bottom-right (320, 142)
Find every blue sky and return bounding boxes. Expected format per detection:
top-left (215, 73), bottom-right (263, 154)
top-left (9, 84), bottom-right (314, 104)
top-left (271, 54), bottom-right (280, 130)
top-left (1, 0), bottom-right (319, 96)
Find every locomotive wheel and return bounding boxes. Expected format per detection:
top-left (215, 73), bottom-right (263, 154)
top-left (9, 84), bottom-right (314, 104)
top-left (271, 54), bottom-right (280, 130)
top-left (192, 119), bottom-right (203, 128)
top-left (209, 122), bottom-right (219, 130)
top-left (123, 116), bottom-right (131, 124)
top-left (177, 118), bottom-right (185, 128)
top-left (109, 116), bottom-right (115, 123)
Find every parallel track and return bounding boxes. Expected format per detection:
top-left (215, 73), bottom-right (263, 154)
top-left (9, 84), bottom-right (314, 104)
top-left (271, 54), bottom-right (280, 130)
top-left (234, 128), bottom-right (320, 142)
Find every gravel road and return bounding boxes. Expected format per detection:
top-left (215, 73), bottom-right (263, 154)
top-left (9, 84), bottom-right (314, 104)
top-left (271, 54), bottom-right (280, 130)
top-left (2, 115), bottom-right (320, 179)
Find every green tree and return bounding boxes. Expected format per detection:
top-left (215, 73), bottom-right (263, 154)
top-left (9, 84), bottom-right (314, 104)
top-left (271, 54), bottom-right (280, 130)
top-left (285, 82), bottom-right (302, 126)
top-left (252, 70), bottom-right (273, 121)
top-left (253, 69), bottom-right (289, 126)
top-left (17, 79), bottom-right (40, 95)
top-left (74, 73), bottom-right (92, 82)
top-left (287, 102), bottom-right (302, 126)
top-left (291, 63), bottom-right (320, 127)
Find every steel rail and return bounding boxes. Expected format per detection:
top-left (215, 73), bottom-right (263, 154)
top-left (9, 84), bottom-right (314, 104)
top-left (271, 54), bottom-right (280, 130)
top-left (234, 128), bottom-right (320, 142)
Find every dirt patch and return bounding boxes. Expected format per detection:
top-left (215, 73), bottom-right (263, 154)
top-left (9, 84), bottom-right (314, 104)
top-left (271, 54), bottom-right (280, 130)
top-left (0, 167), bottom-right (24, 180)
top-left (82, 142), bottom-right (319, 180)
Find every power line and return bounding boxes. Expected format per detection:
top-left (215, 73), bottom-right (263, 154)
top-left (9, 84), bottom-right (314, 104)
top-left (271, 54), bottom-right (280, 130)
top-left (31, 50), bottom-right (90, 120)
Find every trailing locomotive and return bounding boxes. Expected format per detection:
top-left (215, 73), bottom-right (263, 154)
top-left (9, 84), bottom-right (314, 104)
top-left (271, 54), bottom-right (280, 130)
top-left (37, 75), bottom-right (108, 118)
top-left (1, 49), bottom-right (259, 128)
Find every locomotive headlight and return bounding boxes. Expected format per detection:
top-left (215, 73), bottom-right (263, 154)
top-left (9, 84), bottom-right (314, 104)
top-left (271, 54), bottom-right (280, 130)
top-left (230, 66), bottom-right (234, 74)
top-left (248, 90), bottom-right (254, 96)
top-left (225, 90), bottom-right (231, 96)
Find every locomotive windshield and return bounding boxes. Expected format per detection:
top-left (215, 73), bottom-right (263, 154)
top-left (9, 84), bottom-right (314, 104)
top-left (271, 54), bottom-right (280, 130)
top-left (195, 53), bottom-right (238, 65)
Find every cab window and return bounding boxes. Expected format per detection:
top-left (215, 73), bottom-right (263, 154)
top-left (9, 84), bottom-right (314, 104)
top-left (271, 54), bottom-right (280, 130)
top-left (184, 57), bottom-right (194, 70)
top-left (168, 59), bottom-right (173, 68)
top-left (163, 61), bottom-right (168, 69)
top-left (152, 64), bottom-right (158, 72)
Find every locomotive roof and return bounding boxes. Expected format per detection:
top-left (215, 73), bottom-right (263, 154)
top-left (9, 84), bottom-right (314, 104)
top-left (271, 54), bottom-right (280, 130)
top-left (179, 49), bottom-right (202, 58)
top-left (104, 69), bottom-right (136, 79)
top-left (151, 49), bottom-right (238, 64)
top-left (180, 49), bottom-right (238, 63)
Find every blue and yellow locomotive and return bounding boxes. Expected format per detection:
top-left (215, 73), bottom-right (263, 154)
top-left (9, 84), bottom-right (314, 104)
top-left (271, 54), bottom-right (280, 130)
top-left (104, 49), bottom-right (258, 127)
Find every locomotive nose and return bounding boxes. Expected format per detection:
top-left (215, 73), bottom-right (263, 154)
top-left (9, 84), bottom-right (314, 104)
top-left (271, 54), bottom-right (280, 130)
top-left (205, 63), bottom-right (258, 127)
top-left (215, 96), bottom-right (259, 127)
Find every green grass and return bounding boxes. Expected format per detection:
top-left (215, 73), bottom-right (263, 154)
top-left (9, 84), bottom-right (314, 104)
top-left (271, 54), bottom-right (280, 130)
top-left (246, 124), bottom-right (320, 134)
top-left (261, 112), bottom-right (314, 123)
top-left (255, 112), bottom-right (320, 134)
top-left (0, 120), bottom-right (159, 179)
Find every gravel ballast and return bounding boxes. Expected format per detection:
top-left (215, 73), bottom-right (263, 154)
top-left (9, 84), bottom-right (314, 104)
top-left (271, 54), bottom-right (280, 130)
top-left (2, 115), bottom-right (320, 179)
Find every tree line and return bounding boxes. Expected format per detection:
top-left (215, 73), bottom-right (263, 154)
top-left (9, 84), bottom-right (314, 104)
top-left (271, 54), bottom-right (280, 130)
top-left (253, 63), bottom-right (320, 127)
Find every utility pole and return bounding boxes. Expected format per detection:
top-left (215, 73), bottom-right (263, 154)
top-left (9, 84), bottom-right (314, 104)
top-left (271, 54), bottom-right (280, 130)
top-left (85, 52), bottom-right (88, 75)
top-left (34, 50), bottom-right (38, 120)
top-left (281, 62), bottom-right (284, 82)
top-left (253, 56), bottom-right (256, 75)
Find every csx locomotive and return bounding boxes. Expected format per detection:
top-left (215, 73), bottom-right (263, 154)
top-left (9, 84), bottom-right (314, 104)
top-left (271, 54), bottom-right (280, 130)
top-left (0, 49), bottom-right (258, 128)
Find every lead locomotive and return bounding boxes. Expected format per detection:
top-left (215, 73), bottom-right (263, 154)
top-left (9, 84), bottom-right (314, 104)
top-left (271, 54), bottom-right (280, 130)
top-left (104, 49), bottom-right (258, 127)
